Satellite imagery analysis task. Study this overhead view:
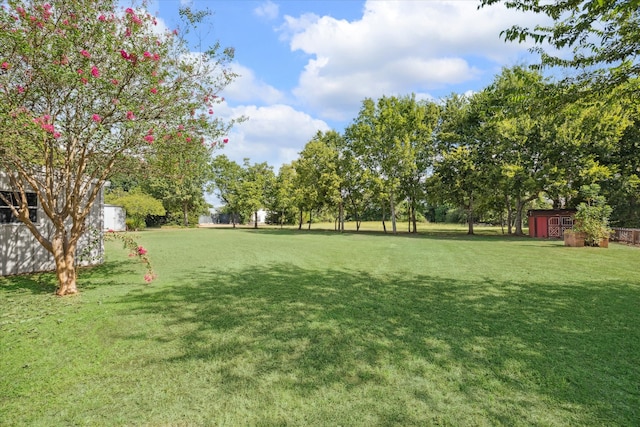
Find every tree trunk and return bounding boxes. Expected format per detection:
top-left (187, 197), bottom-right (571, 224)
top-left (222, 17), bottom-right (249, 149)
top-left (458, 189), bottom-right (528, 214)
top-left (381, 203), bottom-right (387, 233)
top-left (349, 195), bottom-right (361, 232)
top-left (182, 202), bottom-right (189, 227)
top-left (339, 201), bottom-right (344, 232)
top-left (514, 199), bottom-right (526, 236)
top-left (389, 191), bottom-right (397, 234)
top-left (254, 211), bottom-right (258, 229)
top-left (506, 196), bottom-right (513, 235)
top-left (298, 208), bottom-right (303, 230)
top-left (52, 235), bottom-right (78, 296)
top-left (308, 210), bottom-right (312, 230)
top-left (514, 193), bottom-right (539, 236)
top-left (411, 199), bottom-right (418, 233)
top-left (467, 193), bottom-right (474, 235)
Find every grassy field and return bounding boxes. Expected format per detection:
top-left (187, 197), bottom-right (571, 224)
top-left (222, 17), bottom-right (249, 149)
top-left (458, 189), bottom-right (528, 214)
top-left (1, 225), bottom-right (639, 426)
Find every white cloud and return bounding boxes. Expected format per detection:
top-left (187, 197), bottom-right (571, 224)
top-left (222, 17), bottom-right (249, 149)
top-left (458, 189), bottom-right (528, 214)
top-left (281, 0), bottom-right (548, 121)
top-left (215, 103), bottom-right (330, 171)
top-left (222, 62), bottom-right (285, 105)
top-left (254, 0), bottom-right (279, 21)
top-left (149, 14), bottom-right (171, 37)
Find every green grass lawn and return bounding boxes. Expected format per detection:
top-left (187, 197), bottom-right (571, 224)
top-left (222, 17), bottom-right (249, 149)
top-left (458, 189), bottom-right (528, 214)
top-left (1, 226), bottom-right (639, 426)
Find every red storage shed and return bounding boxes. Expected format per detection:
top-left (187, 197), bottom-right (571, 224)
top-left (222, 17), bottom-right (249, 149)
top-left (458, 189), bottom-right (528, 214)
top-left (528, 209), bottom-right (576, 239)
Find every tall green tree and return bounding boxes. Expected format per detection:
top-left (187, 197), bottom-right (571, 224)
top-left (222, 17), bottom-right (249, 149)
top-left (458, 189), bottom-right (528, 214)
top-left (267, 163), bottom-right (298, 227)
top-left (239, 160), bottom-right (274, 229)
top-left (595, 81), bottom-right (640, 227)
top-left (483, 67), bottom-right (631, 233)
top-left (309, 130), bottom-right (348, 230)
top-left (210, 155), bottom-right (244, 227)
top-left (144, 131), bottom-right (217, 227)
top-left (430, 146), bottom-right (485, 235)
top-left (430, 93), bottom-right (488, 235)
top-left (336, 140), bottom-right (375, 232)
top-left (480, 67), bottom-right (552, 235)
top-left (294, 132), bottom-right (341, 230)
top-left (0, 0), bottom-right (236, 295)
top-left (397, 99), bottom-right (440, 233)
top-left (346, 95), bottom-right (436, 234)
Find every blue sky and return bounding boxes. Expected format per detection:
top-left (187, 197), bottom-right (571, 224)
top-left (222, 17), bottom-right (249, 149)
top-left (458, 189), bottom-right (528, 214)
top-left (147, 0), bottom-right (546, 173)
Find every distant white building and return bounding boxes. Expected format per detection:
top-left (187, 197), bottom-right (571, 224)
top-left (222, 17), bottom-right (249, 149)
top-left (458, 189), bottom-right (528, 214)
top-left (205, 207), bottom-right (268, 225)
top-left (254, 209), bottom-right (267, 224)
top-left (103, 204), bottom-right (126, 231)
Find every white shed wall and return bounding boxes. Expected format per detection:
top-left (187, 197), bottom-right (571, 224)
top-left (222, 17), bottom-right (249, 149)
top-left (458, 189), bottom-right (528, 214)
top-left (0, 171), bottom-right (104, 276)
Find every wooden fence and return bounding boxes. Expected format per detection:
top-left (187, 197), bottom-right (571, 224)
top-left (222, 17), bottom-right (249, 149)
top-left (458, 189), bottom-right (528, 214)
top-left (611, 228), bottom-right (640, 245)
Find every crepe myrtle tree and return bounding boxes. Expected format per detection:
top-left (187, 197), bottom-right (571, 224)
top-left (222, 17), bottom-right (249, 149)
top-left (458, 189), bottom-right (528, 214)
top-left (0, 0), bottom-right (237, 295)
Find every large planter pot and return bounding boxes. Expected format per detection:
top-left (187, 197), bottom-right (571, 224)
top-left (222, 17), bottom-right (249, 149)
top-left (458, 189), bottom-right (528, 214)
top-left (598, 238), bottom-right (609, 248)
top-left (564, 230), bottom-right (586, 247)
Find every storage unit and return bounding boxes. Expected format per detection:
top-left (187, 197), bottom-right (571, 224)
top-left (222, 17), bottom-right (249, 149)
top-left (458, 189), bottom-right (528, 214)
top-left (103, 204), bottom-right (126, 231)
top-left (1, 171), bottom-right (104, 276)
top-left (528, 209), bottom-right (576, 239)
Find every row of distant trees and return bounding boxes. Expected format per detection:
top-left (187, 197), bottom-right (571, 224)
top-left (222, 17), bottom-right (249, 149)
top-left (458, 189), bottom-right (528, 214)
top-left (107, 0), bottom-right (640, 234)
top-left (209, 65), bottom-right (639, 235)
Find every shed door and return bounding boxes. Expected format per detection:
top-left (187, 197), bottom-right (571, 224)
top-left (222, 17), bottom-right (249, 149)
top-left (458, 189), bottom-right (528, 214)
top-left (548, 216), bottom-right (560, 238)
top-left (536, 216), bottom-right (548, 238)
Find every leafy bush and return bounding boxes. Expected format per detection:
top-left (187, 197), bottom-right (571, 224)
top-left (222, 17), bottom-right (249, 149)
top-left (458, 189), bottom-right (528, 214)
top-left (446, 208), bottom-right (467, 224)
top-left (573, 184), bottom-right (612, 246)
top-left (106, 188), bottom-right (166, 230)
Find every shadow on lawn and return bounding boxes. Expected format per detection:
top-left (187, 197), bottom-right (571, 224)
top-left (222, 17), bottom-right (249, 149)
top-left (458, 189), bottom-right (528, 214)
top-left (200, 226), bottom-right (535, 242)
top-left (0, 260), bottom-right (144, 295)
top-left (119, 264), bottom-right (640, 425)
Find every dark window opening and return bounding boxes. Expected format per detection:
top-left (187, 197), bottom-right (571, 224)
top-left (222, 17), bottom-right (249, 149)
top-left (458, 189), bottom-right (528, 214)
top-left (0, 191), bottom-right (38, 224)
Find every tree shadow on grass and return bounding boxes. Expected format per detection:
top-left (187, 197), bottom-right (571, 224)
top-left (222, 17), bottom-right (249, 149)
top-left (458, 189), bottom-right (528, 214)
top-left (201, 226), bottom-right (539, 244)
top-left (0, 272), bottom-right (59, 295)
top-left (0, 260), bottom-right (145, 295)
top-left (117, 263), bottom-right (640, 425)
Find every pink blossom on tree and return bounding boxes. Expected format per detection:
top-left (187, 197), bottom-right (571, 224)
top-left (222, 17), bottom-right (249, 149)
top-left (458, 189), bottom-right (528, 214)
top-left (0, 0), bottom-right (238, 296)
